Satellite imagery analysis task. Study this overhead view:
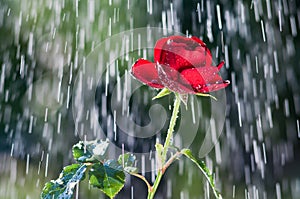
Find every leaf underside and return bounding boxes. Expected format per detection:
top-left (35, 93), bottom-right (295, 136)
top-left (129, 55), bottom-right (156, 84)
top-left (118, 153), bottom-right (138, 173)
top-left (41, 164), bottom-right (87, 199)
top-left (72, 139), bottom-right (110, 163)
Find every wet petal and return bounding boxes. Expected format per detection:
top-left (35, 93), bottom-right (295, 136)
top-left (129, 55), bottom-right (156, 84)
top-left (198, 80), bottom-right (230, 93)
top-left (216, 61), bottom-right (225, 70)
top-left (156, 64), bottom-right (194, 94)
top-left (180, 68), bottom-right (206, 92)
top-left (180, 66), bottom-right (229, 93)
top-left (154, 35), bottom-right (212, 71)
top-left (154, 37), bottom-right (169, 64)
top-left (131, 59), bottom-right (164, 89)
top-left (191, 36), bottom-right (207, 46)
top-left (191, 36), bottom-right (212, 66)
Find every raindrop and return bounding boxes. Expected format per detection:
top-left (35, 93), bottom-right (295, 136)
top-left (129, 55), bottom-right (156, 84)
top-left (276, 183), bottom-right (282, 199)
top-left (253, 1), bottom-right (259, 22)
top-left (45, 153), bottom-right (49, 177)
top-left (27, 32), bottom-right (33, 56)
top-left (10, 143), bottom-right (14, 157)
top-left (237, 101), bottom-right (242, 127)
top-left (266, 0), bottom-right (272, 19)
top-left (278, 10), bottom-right (283, 32)
top-left (224, 45), bottom-right (229, 69)
top-left (131, 186), bottom-right (134, 199)
top-left (28, 115), bottom-right (33, 134)
top-left (190, 96), bottom-right (196, 124)
top-left (141, 155), bottom-right (145, 176)
top-left (0, 64), bottom-right (5, 93)
top-left (66, 85), bottom-right (71, 109)
top-left (216, 4), bottom-right (222, 30)
top-left (267, 106), bottom-right (273, 128)
top-left (233, 185), bottom-right (236, 198)
top-left (262, 142), bottom-right (267, 164)
top-left (170, 3), bottom-right (174, 26)
top-left (108, 17), bottom-right (112, 37)
top-left (297, 120), bottom-right (300, 138)
top-left (284, 98), bottom-right (290, 117)
top-left (113, 110), bottom-right (117, 141)
top-left (260, 20), bottom-right (266, 42)
top-left (20, 55), bottom-right (25, 77)
top-left (38, 161), bottom-right (41, 175)
top-left (197, 3), bottom-right (201, 23)
top-left (88, 0), bottom-right (95, 22)
top-left (26, 154), bottom-right (30, 175)
top-left (57, 113), bottom-right (61, 134)
top-left (289, 16), bottom-right (297, 37)
top-left (44, 108), bottom-right (48, 122)
top-left (75, 0), bottom-right (78, 17)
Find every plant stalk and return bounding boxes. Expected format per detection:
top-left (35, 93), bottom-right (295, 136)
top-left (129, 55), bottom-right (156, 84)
top-left (147, 93), bottom-right (181, 199)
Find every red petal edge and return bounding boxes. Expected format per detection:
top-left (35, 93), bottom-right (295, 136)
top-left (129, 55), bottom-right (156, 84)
top-left (131, 59), bottom-right (164, 89)
top-left (180, 66), bottom-right (230, 93)
top-left (217, 61), bottom-right (225, 70)
top-left (199, 80), bottom-right (230, 93)
top-left (191, 36), bottom-right (207, 47)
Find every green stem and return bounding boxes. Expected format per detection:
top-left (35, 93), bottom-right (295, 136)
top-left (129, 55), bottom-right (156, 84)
top-left (147, 93), bottom-right (181, 199)
top-left (162, 93), bottom-right (181, 163)
top-left (147, 170), bottom-right (163, 199)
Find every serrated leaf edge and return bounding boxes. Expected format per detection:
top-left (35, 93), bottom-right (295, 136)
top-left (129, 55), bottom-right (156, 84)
top-left (181, 149), bottom-right (222, 199)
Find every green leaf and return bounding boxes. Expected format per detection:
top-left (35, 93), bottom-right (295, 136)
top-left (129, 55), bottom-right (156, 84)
top-left (41, 164), bottom-right (87, 199)
top-left (73, 139), bottom-right (110, 163)
top-left (118, 153), bottom-right (138, 173)
top-left (118, 153), bottom-right (135, 167)
top-left (89, 160), bottom-right (126, 198)
top-left (195, 93), bottom-right (217, 101)
top-left (152, 88), bottom-right (171, 100)
top-left (181, 149), bottom-right (222, 199)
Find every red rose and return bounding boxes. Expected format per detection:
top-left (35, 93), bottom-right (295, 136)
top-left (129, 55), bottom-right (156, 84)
top-left (131, 35), bottom-right (229, 94)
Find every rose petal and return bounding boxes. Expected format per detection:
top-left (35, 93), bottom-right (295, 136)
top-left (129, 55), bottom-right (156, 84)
top-left (216, 61), bottom-right (225, 70)
top-left (198, 80), bottom-right (230, 93)
top-left (180, 68), bottom-right (206, 92)
top-left (156, 64), bottom-right (194, 94)
top-left (154, 37), bottom-right (169, 64)
top-left (154, 35), bottom-right (212, 71)
top-left (191, 36), bottom-right (212, 66)
top-left (191, 36), bottom-right (207, 47)
top-left (180, 66), bottom-right (229, 93)
top-left (131, 59), bottom-right (164, 88)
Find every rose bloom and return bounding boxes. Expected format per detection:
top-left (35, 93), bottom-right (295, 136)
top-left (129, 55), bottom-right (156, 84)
top-left (131, 35), bottom-right (229, 94)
